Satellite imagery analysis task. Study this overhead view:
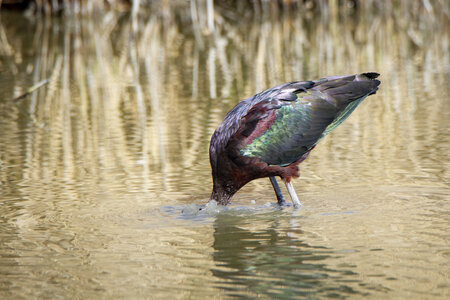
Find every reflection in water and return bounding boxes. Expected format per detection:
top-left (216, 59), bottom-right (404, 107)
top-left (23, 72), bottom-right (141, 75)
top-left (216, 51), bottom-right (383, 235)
top-left (0, 1), bottom-right (449, 299)
top-left (212, 212), bottom-right (365, 299)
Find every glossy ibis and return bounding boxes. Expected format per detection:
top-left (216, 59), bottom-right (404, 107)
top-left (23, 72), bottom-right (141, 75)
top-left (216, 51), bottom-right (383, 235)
top-left (209, 73), bottom-right (380, 208)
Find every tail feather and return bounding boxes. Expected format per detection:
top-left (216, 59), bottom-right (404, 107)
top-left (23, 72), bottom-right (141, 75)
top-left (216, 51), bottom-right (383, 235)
top-left (315, 72), bottom-right (380, 104)
top-left (326, 81), bottom-right (379, 103)
top-left (359, 72), bottom-right (380, 80)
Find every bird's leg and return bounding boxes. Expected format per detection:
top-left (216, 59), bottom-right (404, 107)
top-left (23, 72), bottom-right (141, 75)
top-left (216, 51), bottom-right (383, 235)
top-left (269, 176), bottom-right (286, 206)
top-left (283, 179), bottom-right (301, 208)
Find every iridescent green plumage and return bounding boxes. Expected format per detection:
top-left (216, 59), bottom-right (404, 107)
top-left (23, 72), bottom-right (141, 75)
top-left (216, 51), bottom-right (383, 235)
top-left (240, 74), bottom-right (380, 166)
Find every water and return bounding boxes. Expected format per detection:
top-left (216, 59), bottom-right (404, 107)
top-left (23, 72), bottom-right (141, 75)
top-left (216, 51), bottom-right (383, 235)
top-left (0, 3), bottom-right (449, 299)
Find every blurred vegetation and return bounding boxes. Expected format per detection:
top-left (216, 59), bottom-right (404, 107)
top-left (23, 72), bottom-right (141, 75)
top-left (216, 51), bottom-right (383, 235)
top-left (1, 0), bottom-right (449, 17)
top-left (0, 0), bottom-right (448, 196)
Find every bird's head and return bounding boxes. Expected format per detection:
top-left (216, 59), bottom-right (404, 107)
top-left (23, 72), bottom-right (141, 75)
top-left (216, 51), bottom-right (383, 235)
top-left (209, 134), bottom-right (242, 205)
top-left (209, 151), bottom-right (240, 205)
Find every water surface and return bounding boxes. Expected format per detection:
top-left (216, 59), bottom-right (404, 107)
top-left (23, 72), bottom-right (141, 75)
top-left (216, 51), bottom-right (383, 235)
top-left (0, 3), bottom-right (449, 299)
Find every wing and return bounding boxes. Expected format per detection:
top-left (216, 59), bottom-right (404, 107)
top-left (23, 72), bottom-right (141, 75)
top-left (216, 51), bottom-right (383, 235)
top-left (209, 80), bottom-right (315, 173)
top-left (240, 73), bottom-right (380, 166)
